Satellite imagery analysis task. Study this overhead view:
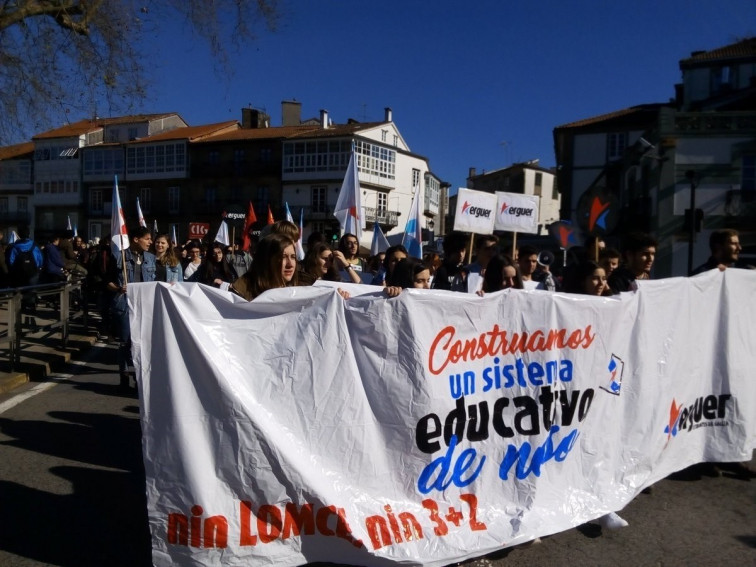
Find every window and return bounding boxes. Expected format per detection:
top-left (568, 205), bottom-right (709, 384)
top-left (256, 186), bottom-right (269, 203)
top-left (377, 192), bottom-right (387, 214)
top-left (283, 140), bottom-right (372, 175)
top-left (208, 150), bottom-right (220, 165)
top-left (17, 197), bottom-right (27, 212)
top-left (140, 187), bottom-right (151, 212)
top-left (607, 133), bottom-right (627, 161)
top-left (0, 197), bottom-right (7, 213)
top-left (312, 186), bottom-right (327, 213)
top-left (126, 143), bottom-right (185, 175)
top-left (412, 169), bottom-right (421, 188)
top-left (711, 66), bottom-right (735, 94)
top-left (168, 186), bottom-right (180, 214)
top-left (128, 127), bottom-right (138, 140)
top-left (108, 130), bottom-right (120, 143)
top-left (91, 189), bottom-right (103, 212)
top-left (234, 149), bottom-right (245, 164)
top-left (381, 130), bottom-right (388, 142)
top-left (88, 223), bottom-right (102, 241)
top-left (260, 147), bottom-right (272, 163)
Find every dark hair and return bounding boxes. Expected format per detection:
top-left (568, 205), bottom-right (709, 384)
top-left (442, 232), bottom-right (467, 256)
top-left (563, 261), bottom-right (604, 294)
top-left (475, 234), bottom-right (499, 250)
top-left (382, 244), bottom-right (408, 272)
top-left (621, 232), bottom-right (658, 254)
top-left (242, 234), bottom-right (298, 298)
top-left (599, 247), bottom-right (621, 261)
top-left (18, 225), bottom-right (31, 239)
top-left (199, 242), bottom-right (235, 284)
top-left (303, 242), bottom-right (340, 281)
top-left (129, 226), bottom-right (151, 241)
top-left (483, 254), bottom-right (524, 292)
top-left (709, 229), bottom-right (738, 251)
top-left (338, 232), bottom-right (359, 250)
top-left (388, 258), bottom-right (428, 289)
top-left (517, 244), bottom-right (538, 258)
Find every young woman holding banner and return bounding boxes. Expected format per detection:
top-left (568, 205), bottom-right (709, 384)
top-left (231, 234), bottom-right (298, 300)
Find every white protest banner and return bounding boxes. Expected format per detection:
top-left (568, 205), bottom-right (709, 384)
top-left (494, 191), bottom-right (540, 233)
top-left (453, 188), bottom-right (497, 235)
top-left (129, 270), bottom-right (756, 567)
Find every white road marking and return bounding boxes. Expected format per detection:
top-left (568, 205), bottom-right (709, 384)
top-left (0, 346), bottom-right (115, 415)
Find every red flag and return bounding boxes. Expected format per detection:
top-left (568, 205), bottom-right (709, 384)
top-left (267, 205), bottom-right (275, 225)
top-left (242, 201), bottom-right (257, 251)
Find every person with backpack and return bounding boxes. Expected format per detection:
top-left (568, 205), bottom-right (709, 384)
top-left (5, 225), bottom-right (43, 313)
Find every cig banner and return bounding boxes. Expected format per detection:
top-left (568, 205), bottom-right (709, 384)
top-left (129, 270), bottom-right (756, 567)
top-left (494, 191), bottom-right (540, 233)
top-left (453, 188), bottom-right (497, 234)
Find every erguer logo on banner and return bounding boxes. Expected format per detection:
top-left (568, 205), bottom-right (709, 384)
top-left (495, 192), bottom-right (540, 234)
top-left (454, 189), bottom-right (497, 234)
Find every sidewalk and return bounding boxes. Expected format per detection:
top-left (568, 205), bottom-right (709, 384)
top-left (0, 300), bottom-right (99, 394)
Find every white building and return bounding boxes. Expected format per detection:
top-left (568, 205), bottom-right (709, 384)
top-left (280, 107), bottom-right (441, 250)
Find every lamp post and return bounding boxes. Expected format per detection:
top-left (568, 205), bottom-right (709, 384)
top-left (685, 170), bottom-right (698, 275)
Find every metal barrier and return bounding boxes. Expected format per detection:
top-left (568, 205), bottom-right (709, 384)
top-left (0, 279), bottom-right (88, 372)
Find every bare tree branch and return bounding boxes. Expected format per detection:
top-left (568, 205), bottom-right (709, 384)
top-left (0, 0), bottom-right (280, 144)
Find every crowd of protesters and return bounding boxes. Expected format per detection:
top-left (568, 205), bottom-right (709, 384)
top-left (2, 223), bottom-right (754, 485)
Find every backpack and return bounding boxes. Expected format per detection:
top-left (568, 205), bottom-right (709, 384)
top-left (10, 246), bottom-right (39, 285)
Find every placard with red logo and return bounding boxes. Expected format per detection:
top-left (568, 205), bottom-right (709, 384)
top-left (453, 188), bottom-right (498, 234)
top-left (494, 191), bottom-right (540, 233)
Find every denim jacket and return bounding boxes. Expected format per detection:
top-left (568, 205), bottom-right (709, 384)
top-left (110, 248), bottom-right (156, 315)
top-left (163, 262), bottom-right (183, 283)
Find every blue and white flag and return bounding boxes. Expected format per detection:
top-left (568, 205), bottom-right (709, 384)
top-left (170, 225), bottom-right (178, 247)
top-left (153, 219), bottom-right (159, 235)
top-left (73, 224), bottom-right (78, 238)
top-left (66, 216), bottom-right (72, 231)
top-left (333, 145), bottom-right (362, 242)
top-left (370, 221), bottom-right (390, 256)
top-left (8, 230), bottom-right (18, 244)
top-left (402, 184), bottom-right (424, 259)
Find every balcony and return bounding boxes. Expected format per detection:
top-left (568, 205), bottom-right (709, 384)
top-left (363, 206), bottom-right (399, 229)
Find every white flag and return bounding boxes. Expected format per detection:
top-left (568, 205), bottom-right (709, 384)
top-left (136, 197), bottom-right (147, 228)
top-left (333, 145), bottom-right (362, 242)
top-left (285, 202), bottom-right (305, 261)
top-left (371, 221), bottom-right (390, 256)
top-left (214, 220), bottom-right (230, 246)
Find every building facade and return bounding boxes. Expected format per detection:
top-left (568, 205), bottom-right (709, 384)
top-left (554, 38), bottom-right (756, 277)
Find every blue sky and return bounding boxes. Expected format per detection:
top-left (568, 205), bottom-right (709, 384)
top-left (138, 0), bottom-right (755, 191)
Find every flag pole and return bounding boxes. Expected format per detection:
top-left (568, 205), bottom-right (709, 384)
top-left (467, 233), bottom-right (475, 265)
top-left (231, 227), bottom-right (236, 249)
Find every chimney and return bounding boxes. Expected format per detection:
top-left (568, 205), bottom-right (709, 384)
top-left (468, 167), bottom-right (477, 179)
top-left (241, 108), bottom-right (252, 129)
top-left (281, 100), bottom-right (301, 126)
top-left (320, 109), bottom-right (329, 129)
top-left (385, 107), bottom-right (393, 122)
top-left (241, 107), bottom-right (270, 129)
